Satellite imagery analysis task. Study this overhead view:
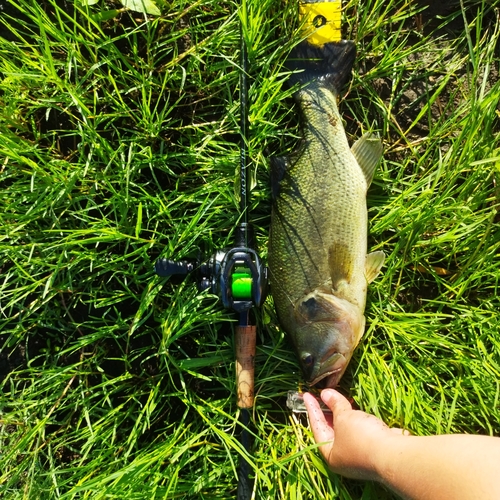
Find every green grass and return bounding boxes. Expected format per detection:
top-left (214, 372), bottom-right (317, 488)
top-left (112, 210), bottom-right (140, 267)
top-left (1, 0), bottom-right (500, 498)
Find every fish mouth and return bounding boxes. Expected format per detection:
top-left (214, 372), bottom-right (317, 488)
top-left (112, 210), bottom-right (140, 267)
top-left (309, 368), bottom-right (343, 388)
top-left (309, 353), bottom-right (347, 388)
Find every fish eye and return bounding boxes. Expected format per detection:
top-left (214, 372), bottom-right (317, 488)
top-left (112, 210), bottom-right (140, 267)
top-left (302, 354), bottom-right (314, 367)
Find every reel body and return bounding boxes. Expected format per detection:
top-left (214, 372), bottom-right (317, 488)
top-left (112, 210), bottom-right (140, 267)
top-left (155, 223), bottom-right (267, 313)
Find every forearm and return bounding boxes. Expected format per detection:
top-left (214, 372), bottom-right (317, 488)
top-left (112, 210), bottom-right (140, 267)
top-left (375, 434), bottom-right (500, 500)
top-left (305, 390), bottom-right (500, 499)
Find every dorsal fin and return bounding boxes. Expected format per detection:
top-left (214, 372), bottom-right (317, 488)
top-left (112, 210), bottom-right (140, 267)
top-left (351, 133), bottom-right (383, 187)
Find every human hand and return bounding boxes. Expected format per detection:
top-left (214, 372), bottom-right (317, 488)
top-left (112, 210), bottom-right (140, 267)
top-left (304, 389), bottom-right (408, 481)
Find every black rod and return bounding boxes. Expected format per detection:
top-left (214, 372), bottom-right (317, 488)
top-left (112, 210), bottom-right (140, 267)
top-left (237, 408), bottom-right (253, 499)
top-left (239, 2), bottom-right (250, 246)
top-left (236, 2), bottom-right (256, 499)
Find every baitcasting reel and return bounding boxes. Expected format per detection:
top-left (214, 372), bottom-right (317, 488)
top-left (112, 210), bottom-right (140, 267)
top-left (155, 223), bottom-right (267, 314)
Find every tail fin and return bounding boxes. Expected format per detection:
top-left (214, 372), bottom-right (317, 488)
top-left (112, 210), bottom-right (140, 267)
top-left (286, 40), bottom-right (356, 94)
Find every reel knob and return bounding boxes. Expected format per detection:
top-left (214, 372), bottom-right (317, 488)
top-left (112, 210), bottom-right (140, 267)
top-left (155, 259), bottom-right (194, 277)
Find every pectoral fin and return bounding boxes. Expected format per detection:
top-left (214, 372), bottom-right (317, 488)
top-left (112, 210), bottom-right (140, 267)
top-left (328, 242), bottom-right (355, 291)
top-left (365, 251), bottom-right (385, 283)
top-left (351, 133), bottom-right (383, 187)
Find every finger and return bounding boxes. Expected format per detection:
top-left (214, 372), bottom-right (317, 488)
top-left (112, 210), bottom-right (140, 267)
top-left (303, 392), bottom-right (321, 413)
top-left (321, 389), bottom-right (352, 417)
top-left (304, 392), bottom-right (335, 445)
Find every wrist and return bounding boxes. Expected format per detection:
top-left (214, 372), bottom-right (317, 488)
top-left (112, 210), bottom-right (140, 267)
top-left (371, 432), bottom-right (408, 485)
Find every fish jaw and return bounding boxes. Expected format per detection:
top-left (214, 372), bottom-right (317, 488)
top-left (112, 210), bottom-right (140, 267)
top-left (292, 290), bottom-right (365, 388)
top-left (309, 351), bottom-right (347, 387)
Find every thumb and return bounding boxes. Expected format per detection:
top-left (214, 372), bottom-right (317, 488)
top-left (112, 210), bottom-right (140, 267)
top-left (321, 389), bottom-right (353, 417)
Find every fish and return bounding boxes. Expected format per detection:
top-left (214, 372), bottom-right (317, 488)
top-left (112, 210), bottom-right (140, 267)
top-left (268, 40), bottom-right (385, 388)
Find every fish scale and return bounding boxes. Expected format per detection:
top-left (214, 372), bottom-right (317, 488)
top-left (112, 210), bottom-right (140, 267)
top-left (269, 41), bottom-right (384, 387)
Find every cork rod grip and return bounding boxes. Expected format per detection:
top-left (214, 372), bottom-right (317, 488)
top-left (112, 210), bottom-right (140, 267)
top-left (235, 325), bottom-right (256, 409)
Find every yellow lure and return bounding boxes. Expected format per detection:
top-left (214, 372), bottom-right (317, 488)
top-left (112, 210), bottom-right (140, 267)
top-left (299, 0), bottom-right (342, 46)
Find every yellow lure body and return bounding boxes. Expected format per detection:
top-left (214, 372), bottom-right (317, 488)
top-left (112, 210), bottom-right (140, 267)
top-left (299, 0), bottom-right (342, 45)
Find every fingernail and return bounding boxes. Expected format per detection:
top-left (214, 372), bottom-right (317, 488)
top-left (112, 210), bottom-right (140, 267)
top-left (320, 388), bottom-right (336, 400)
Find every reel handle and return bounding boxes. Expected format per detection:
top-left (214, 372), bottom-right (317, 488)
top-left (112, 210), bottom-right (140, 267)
top-left (155, 259), bottom-right (194, 277)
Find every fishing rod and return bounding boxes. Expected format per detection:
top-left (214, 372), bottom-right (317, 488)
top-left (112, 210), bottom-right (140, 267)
top-left (155, 0), bottom-right (266, 497)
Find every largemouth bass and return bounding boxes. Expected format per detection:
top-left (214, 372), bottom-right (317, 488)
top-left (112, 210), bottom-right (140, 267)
top-left (268, 41), bottom-right (384, 388)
